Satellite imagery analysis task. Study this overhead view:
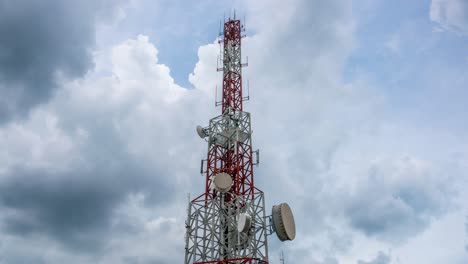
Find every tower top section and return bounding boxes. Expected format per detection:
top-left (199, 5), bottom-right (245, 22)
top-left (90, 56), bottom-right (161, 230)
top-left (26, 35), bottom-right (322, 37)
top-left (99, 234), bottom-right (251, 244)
top-left (218, 18), bottom-right (246, 114)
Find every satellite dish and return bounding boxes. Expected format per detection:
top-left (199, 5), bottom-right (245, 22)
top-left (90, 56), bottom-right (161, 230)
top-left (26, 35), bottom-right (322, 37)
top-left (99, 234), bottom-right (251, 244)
top-left (272, 203), bottom-right (296, 241)
top-left (213, 172), bottom-right (232, 192)
top-left (237, 213), bottom-right (251, 233)
top-left (196, 125), bottom-right (207, 138)
top-left (229, 230), bottom-right (249, 249)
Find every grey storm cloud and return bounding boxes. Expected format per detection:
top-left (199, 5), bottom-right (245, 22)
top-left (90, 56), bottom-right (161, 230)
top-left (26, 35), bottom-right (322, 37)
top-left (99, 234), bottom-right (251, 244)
top-left (0, 0), bottom-right (121, 123)
top-left (0, 164), bottom-right (173, 252)
top-left (0, 168), bottom-right (118, 252)
top-left (0, 124), bottom-right (175, 253)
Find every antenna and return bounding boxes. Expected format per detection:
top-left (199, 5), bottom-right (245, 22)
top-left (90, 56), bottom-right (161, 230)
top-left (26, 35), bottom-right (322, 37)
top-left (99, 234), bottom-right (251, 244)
top-left (280, 250), bottom-right (285, 264)
top-left (219, 20), bottom-right (222, 37)
top-left (243, 15), bottom-right (246, 31)
top-left (272, 203), bottom-right (296, 241)
top-left (242, 79), bottom-right (250, 102)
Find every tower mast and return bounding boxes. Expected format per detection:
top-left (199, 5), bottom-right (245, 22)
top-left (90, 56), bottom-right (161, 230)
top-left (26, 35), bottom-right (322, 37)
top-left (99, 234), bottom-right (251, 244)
top-left (185, 15), bottom-right (295, 264)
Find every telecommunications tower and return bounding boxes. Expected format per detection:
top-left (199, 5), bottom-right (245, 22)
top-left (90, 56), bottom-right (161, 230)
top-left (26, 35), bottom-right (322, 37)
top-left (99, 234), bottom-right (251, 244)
top-left (185, 15), bottom-right (296, 264)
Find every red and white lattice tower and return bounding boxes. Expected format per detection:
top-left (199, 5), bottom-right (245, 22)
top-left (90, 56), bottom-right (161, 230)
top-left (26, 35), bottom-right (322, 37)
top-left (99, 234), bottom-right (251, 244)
top-left (185, 16), bottom-right (295, 264)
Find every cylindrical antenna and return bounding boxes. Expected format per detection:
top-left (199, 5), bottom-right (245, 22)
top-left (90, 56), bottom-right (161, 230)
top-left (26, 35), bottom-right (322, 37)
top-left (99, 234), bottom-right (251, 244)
top-left (243, 15), bottom-right (246, 31)
top-left (219, 20), bottom-right (222, 36)
top-left (219, 42), bottom-right (223, 64)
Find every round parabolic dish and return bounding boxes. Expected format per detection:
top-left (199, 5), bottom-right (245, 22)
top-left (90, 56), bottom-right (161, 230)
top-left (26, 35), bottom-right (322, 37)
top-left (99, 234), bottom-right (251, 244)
top-left (237, 213), bottom-right (251, 233)
top-left (196, 125), bottom-right (206, 138)
top-left (213, 172), bottom-right (232, 192)
top-left (272, 203), bottom-right (296, 241)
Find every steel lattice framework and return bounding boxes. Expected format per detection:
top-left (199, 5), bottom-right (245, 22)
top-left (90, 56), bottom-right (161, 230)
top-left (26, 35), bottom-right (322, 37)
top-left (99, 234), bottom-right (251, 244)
top-left (185, 17), bottom-right (270, 264)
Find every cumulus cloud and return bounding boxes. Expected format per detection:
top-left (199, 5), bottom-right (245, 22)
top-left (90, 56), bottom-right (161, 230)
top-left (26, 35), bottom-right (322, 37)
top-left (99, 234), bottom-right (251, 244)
top-left (430, 0), bottom-right (468, 35)
top-left (0, 35), bottom-right (195, 261)
top-left (0, 0), bottom-right (124, 123)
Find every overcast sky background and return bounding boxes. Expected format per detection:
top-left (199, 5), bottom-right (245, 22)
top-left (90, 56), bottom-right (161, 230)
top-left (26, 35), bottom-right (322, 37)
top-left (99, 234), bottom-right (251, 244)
top-left (0, 0), bottom-right (467, 263)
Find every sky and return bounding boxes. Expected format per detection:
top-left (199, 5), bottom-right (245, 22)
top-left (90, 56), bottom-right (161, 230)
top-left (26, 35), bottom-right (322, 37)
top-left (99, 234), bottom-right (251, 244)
top-left (0, 0), bottom-right (467, 263)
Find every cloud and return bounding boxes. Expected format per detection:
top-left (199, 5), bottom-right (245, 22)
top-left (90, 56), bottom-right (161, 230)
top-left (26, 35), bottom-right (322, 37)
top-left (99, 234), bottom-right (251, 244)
top-left (430, 0), bottom-right (468, 36)
top-left (0, 0), bottom-right (467, 263)
top-left (0, 163), bottom-right (169, 252)
top-left (0, 0), bottom-right (124, 123)
top-left (0, 35), bottom-right (187, 257)
top-left (357, 251), bottom-right (391, 264)
top-left (345, 155), bottom-right (453, 242)
top-left (238, 1), bottom-right (466, 261)
top-left (0, 0), bottom-right (366, 260)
